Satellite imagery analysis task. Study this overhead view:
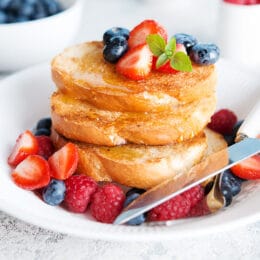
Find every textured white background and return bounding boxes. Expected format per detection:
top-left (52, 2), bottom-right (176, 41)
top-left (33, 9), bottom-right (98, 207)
top-left (1, 0), bottom-right (260, 259)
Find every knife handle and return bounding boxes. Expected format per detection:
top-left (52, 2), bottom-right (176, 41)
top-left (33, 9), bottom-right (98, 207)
top-left (236, 100), bottom-right (260, 142)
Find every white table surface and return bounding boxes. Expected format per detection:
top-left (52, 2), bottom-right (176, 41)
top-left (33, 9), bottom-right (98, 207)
top-left (1, 0), bottom-right (260, 259)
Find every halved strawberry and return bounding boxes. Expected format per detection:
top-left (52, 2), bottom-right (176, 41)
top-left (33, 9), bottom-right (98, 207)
top-left (231, 155), bottom-right (260, 179)
top-left (152, 44), bottom-right (186, 74)
top-left (128, 20), bottom-right (168, 49)
top-left (152, 57), bottom-right (178, 74)
top-left (48, 143), bottom-right (79, 180)
top-left (8, 130), bottom-right (38, 167)
top-left (11, 155), bottom-right (50, 190)
top-left (116, 44), bottom-right (153, 80)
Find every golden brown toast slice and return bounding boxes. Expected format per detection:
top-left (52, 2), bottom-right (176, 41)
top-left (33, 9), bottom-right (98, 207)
top-left (52, 41), bottom-right (217, 112)
top-left (51, 128), bottom-right (227, 189)
top-left (51, 92), bottom-right (216, 146)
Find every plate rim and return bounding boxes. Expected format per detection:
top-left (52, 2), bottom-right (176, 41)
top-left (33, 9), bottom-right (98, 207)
top-left (0, 60), bottom-right (260, 241)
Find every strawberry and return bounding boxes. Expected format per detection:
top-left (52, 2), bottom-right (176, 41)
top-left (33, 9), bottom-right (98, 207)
top-left (128, 20), bottom-right (168, 49)
top-left (231, 155), bottom-right (260, 180)
top-left (152, 44), bottom-right (186, 74)
top-left (8, 130), bottom-right (38, 167)
top-left (48, 143), bottom-right (79, 180)
top-left (152, 58), bottom-right (178, 74)
top-left (11, 155), bottom-right (50, 190)
top-left (116, 44), bottom-right (153, 80)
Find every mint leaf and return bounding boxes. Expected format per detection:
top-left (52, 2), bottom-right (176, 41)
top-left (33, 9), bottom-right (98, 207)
top-left (146, 34), bottom-right (166, 57)
top-left (170, 52), bottom-right (192, 72)
top-left (156, 53), bottom-right (169, 68)
top-left (165, 37), bottom-right (176, 58)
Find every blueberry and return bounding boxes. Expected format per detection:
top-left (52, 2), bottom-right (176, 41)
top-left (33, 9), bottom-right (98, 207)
top-left (6, 11), bottom-right (15, 23)
top-left (189, 43), bottom-right (220, 65)
top-left (0, 0), bottom-right (12, 10)
top-left (35, 128), bottom-right (51, 136)
top-left (124, 190), bottom-right (146, 225)
top-left (43, 179), bottom-right (66, 206)
top-left (8, 0), bottom-right (22, 12)
top-left (220, 170), bottom-right (245, 207)
top-left (36, 117), bottom-right (52, 130)
top-left (15, 15), bottom-right (30, 22)
top-left (173, 33), bottom-right (198, 53)
top-left (43, 0), bottom-right (62, 16)
top-left (221, 185), bottom-right (233, 207)
top-left (126, 188), bottom-right (145, 197)
top-left (0, 10), bottom-right (8, 23)
top-left (103, 27), bottom-right (130, 45)
top-left (18, 3), bottom-right (35, 17)
top-left (103, 36), bottom-right (128, 63)
top-left (224, 120), bottom-right (244, 146)
top-left (32, 2), bottom-right (47, 19)
top-left (221, 170), bottom-right (244, 196)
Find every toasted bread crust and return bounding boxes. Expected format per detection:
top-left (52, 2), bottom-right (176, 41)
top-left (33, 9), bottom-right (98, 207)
top-left (51, 129), bottom-right (208, 188)
top-left (51, 128), bottom-right (227, 189)
top-left (52, 41), bottom-right (217, 112)
top-left (51, 92), bottom-right (216, 146)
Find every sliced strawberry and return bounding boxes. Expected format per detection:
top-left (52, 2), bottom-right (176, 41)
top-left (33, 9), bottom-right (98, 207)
top-left (48, 143), bottom-right (79, 180)
top-left (11, 155), bottom-right (50, 190)
top-left (231, 155), bottom-right (260, 179)
top-left (128, 19), bottom-right (168, 49)
top-left (116, 44), bottom-right (152, 80)
top-left (152, 57), bottom-right (178, 74)
top-left (8, 130), bottom-right (38, 167)
top-left (152, 44), bottom-right (186, 74)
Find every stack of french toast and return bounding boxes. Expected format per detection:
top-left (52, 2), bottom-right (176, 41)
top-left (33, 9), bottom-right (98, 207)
top-left (50, 25), bottom-right (227, 190)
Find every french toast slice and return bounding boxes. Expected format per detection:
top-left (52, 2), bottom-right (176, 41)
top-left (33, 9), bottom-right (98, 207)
top-left (51, 128), bottom-right (227, 189)
top-left (51, 41), bottom-right (217, 112)
top-left (51, 92), bottom-right (216, 146)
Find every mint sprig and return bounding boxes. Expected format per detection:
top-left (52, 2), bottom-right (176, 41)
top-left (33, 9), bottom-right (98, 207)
top-left (146, 34), bottom-right (192, 72)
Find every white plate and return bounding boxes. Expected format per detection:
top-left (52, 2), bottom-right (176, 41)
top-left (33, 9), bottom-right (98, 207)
top-left (0, 60), bottom-right (260, 241)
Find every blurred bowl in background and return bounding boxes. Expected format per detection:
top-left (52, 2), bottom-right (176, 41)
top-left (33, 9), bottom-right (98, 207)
top-left (0, 0), bottom-right (83, 71)
top-left (217, 1), bottom-right (260, 74)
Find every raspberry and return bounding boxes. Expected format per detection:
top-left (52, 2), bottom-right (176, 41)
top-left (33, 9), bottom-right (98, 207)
top-left (187, 198), bottom-right (210, 217)
top-left (90, 183), bottom-right (125, 223)
top-left (147, 195), bottom-right (191, 221)
top-left (64, 175), bottom-right (98, 213)
top-left (182, 185), bottom-right (204, 207)
top-left (207, 109), bottom-right (237, 135)
top-left (36, 136), bottom-right (54, 160)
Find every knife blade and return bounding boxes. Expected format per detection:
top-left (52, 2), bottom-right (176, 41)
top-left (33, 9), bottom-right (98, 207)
top-left (114, 101), bottom-right (260, 225)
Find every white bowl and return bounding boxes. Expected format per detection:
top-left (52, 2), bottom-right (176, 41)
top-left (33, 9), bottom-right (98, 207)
top-left (217, 2), bottom-right (260, 73)
top-left (0, 0), bottom-right (83, 71)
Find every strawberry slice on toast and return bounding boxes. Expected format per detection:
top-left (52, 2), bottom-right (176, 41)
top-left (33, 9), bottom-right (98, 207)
top-left (116, 44), bottom-right (153, 80)
top-left (128, 19), bottom-right (168, 49)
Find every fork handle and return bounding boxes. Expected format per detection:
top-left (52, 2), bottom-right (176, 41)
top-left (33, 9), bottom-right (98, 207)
top-left (236, 100), bottom-right (260, 142)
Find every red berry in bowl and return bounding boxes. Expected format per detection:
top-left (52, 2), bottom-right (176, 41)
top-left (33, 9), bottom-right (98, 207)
top-left (207, 109), bottom-right (237, 135)
top-left (224, 0), bottom-right (260, 5)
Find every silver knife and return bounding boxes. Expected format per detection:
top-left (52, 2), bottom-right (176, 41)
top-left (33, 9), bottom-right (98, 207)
top-left (114, 100), bottom-right (260, 225)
